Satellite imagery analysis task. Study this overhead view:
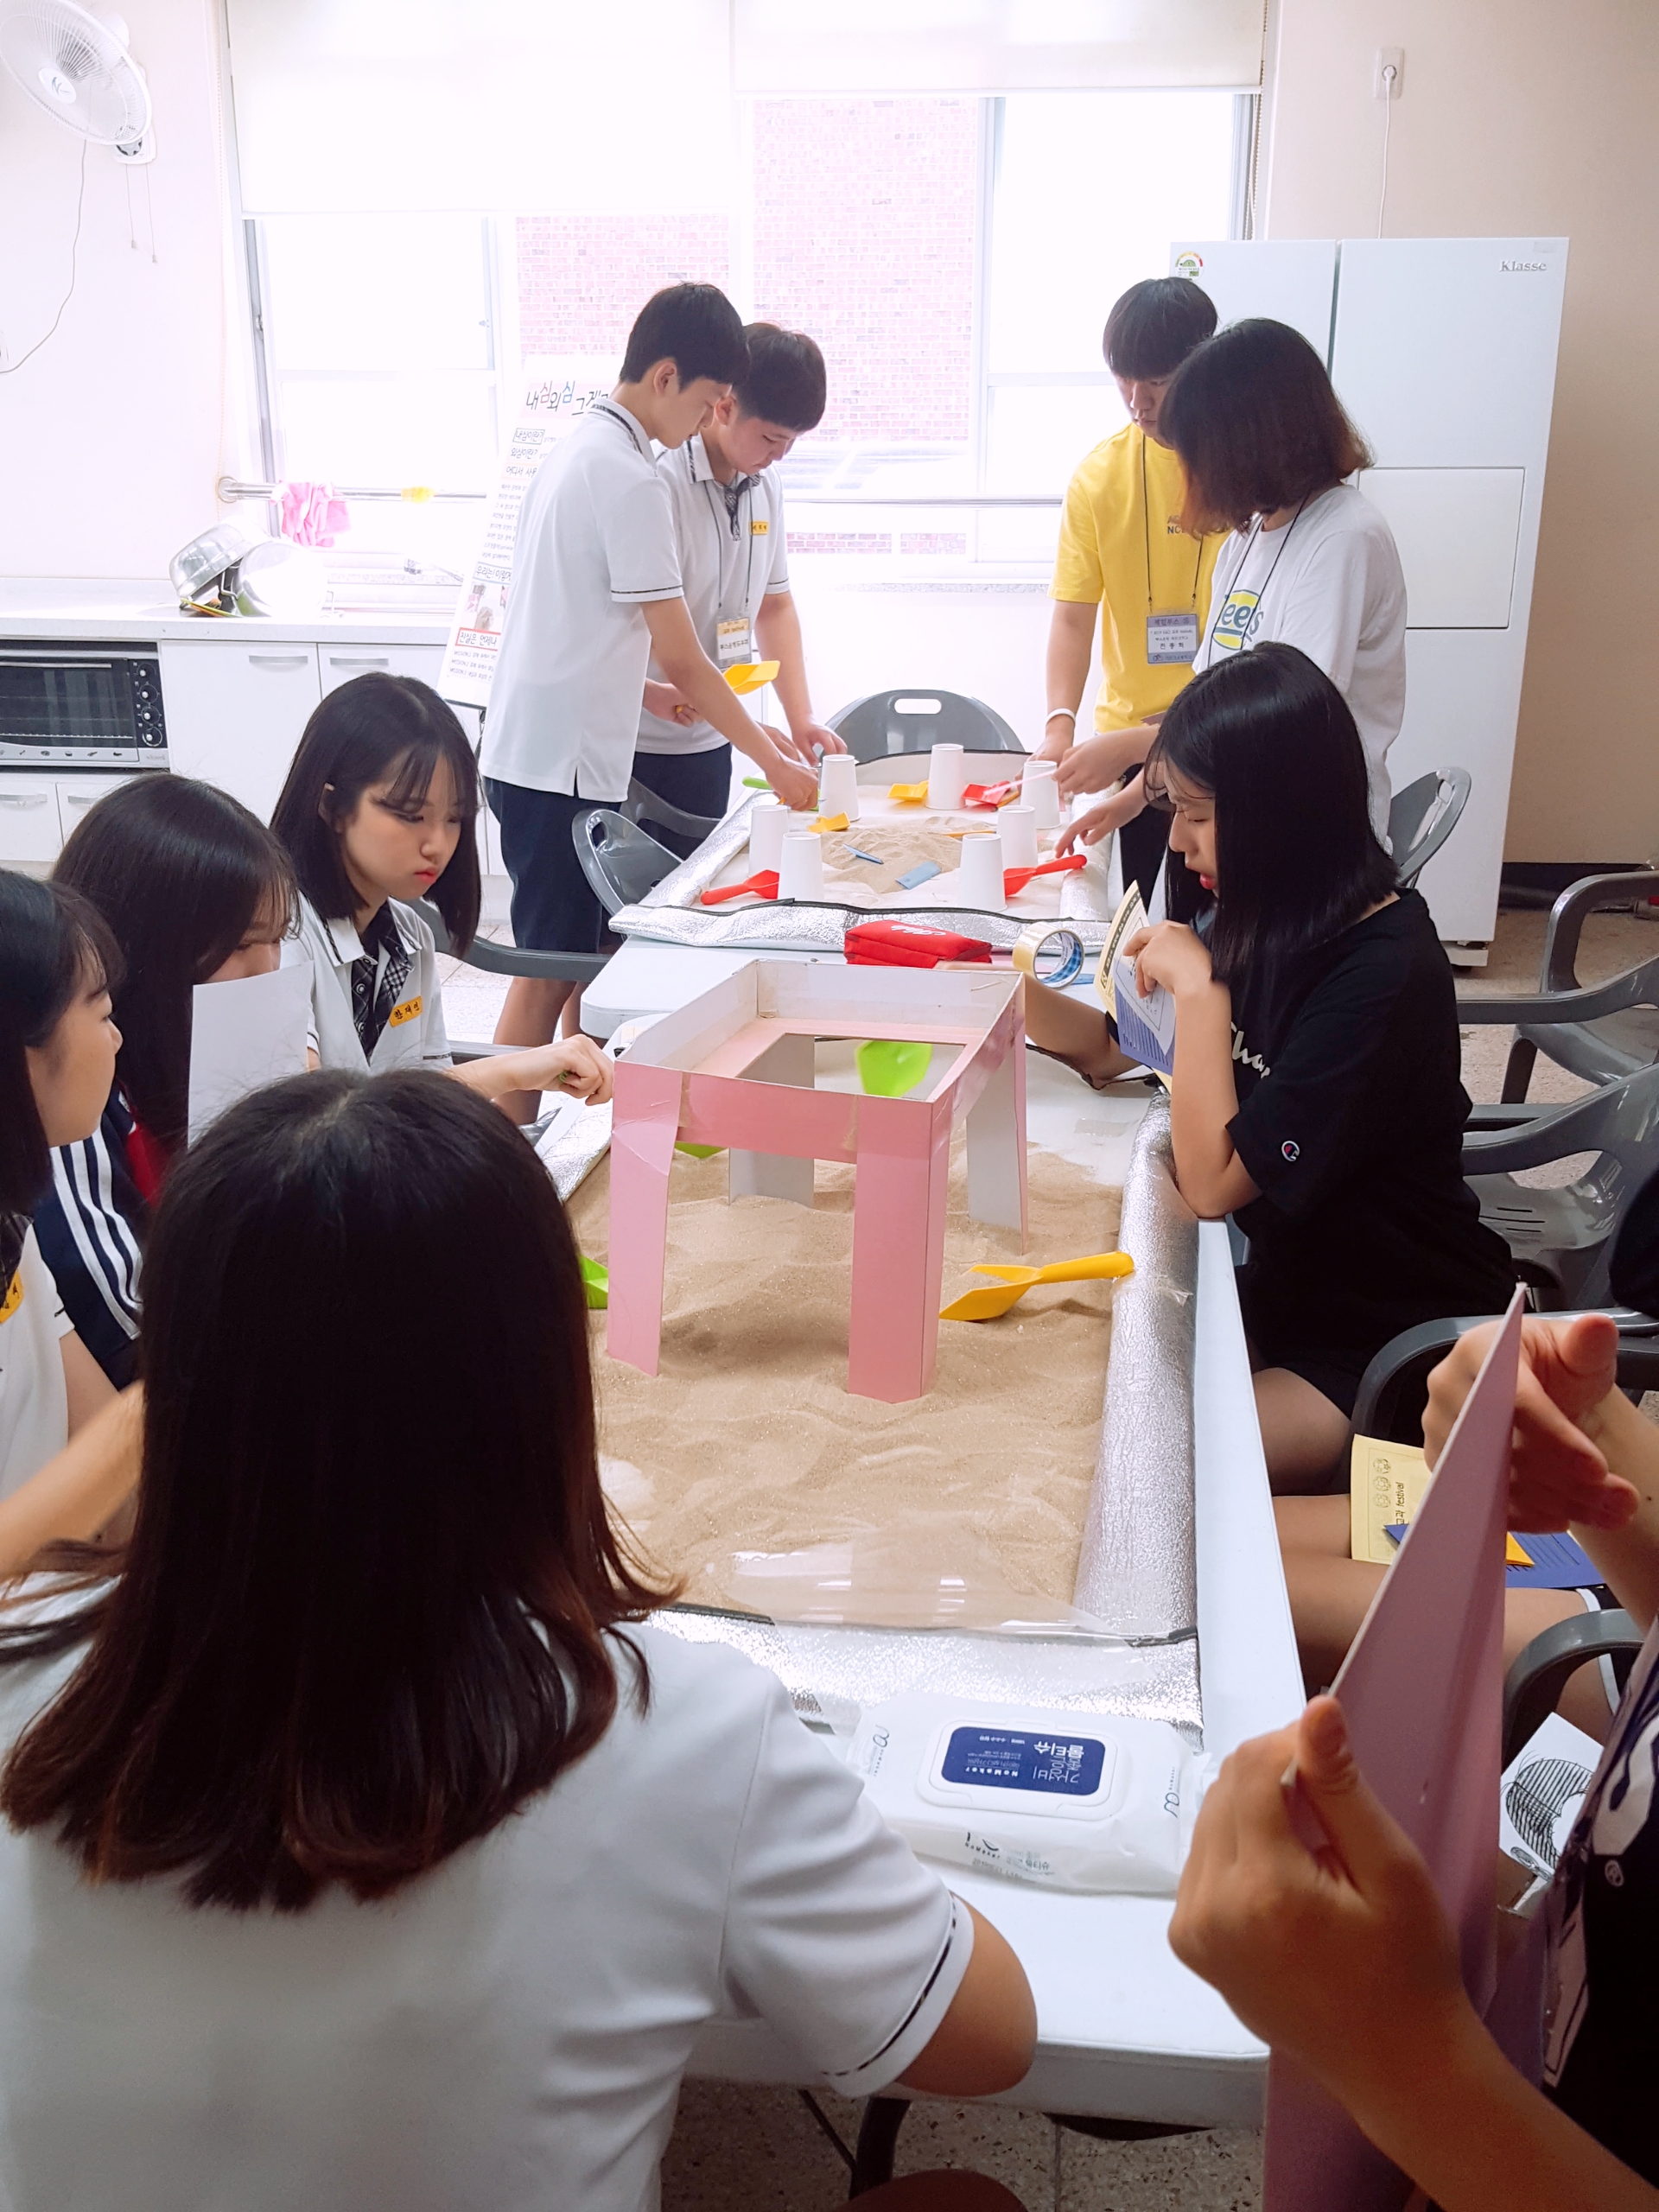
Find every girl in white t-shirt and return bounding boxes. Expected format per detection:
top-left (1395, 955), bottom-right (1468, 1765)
top-left (0, 1070), bottom-right (1033, 2212)
top-left (271, 674), bottom-right (611, 1121)
top-left (0, 872), bottom-right (130, 1516)
top-left (1059, 317), bottom-right (1406, 856)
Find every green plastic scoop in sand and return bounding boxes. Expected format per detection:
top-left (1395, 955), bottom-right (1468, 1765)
top-left (940, 1250), bottom-right (1134, 1323)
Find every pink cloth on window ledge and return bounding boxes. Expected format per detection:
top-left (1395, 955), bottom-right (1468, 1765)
top-left (278, 481), bottom-right (350, 548)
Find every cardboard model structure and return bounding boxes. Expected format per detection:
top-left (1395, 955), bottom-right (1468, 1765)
top-left (608, 960), bottom-right (1028, 1403)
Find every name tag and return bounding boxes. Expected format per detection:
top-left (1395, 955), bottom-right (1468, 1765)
top-left (388, 996), bottom-right (423, 1029)
top-left (716, 617), bottom-right (753, 666)
top-left (1211, 587), bottom-right (1261, 653)
top-left (0, 1268), bottom-right (22, 1325)
top-left (1146, 610), bottom-right (1199, 666)
top-left (749, 518), bottom-right (769, 536)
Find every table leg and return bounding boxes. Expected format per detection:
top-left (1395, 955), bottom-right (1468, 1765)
top-left (849, 1096), bottom-right (952, 1402)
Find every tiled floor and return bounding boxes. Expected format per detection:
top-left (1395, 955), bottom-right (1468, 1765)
top-left (446, 899), bottom-right (1655, 2210)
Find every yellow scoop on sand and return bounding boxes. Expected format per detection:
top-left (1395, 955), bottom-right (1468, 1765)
top-left (940, 1250), bottom-right (1134, 1323)
top-left (724, 659), bottom-right (781, 696)
top-left (889, 780), bottom-right (931, 804)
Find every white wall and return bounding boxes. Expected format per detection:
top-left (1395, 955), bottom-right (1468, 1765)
top-left (0, 0), bottom-right (231, 578)
top-left (1262, 0), bottom-right (1659, 866)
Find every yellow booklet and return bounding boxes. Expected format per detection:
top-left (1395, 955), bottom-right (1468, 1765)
top-left (1350, 1433), bottom-right (1531, 1566)
top-left (1095, 881), bottom-right (1147, 1013)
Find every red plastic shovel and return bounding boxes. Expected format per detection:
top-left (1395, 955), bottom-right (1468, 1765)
top-left (962, 779), bottom-right (1021, 809)
top-left (1003, 853), bottom-right (1088, 896)
top-left (700, 869), bottom-right (780, 906)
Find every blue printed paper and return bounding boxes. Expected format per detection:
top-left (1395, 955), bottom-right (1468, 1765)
top-left (1110, 954), bottom-right (1176, 1076)
top-left (1383, 1524), bottom-right (1602, 1591)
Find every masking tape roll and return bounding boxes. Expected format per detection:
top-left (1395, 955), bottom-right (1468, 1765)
top-left (1010, 924), bottom-right (1084, 988)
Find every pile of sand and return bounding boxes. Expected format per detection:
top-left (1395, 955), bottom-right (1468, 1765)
top-left (567, 1131), bottom-right (1124, 1632)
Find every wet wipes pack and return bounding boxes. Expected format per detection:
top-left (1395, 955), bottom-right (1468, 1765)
top-left (847, 1694), bottom-right (1206, 1895)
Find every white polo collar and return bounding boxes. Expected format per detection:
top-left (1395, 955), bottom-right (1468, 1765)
top-left (589, 397), bottom-right (654, 460)
top-left (315, 904), bottom-right (412, 969)
top-left (686, 434), bottom-right (760, 499)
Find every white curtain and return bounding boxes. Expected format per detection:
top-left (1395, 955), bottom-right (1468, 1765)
top-left (226, 0), bottom-right (734, 213)
top-left (734, 0), bottom-right (1266, 93)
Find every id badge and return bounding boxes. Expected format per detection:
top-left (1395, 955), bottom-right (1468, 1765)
top-left (1146, 610), bottom-right (1199, 666)
top-left (716, 617), bottom-right (753, 667)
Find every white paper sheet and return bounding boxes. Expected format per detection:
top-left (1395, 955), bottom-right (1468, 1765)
top-left (187, 963), bottom-right (314, 1143)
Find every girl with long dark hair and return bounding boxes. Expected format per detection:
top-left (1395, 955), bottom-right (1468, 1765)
top-left (0, 1071), bottom-right (1033, 2209)
top-left (270, 674), bottom-right (610, 1121)
top-left (35, 775), bottom-right (296, 1385)
top-left (1027, 644), bottom-right (1513, 1489)
top-left (1057, 316), bottom-right (1407, 855)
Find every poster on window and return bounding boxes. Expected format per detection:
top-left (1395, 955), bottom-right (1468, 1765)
top-left (438, 356), bottom-right (614, 709)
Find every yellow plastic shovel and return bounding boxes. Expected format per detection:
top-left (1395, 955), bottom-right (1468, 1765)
top-left (724, 659), bottom-right (781, 696)
top-left (940, 1250), bottom-right (1134, 1322)
top-left (889, 780), bottom-right (931, 804)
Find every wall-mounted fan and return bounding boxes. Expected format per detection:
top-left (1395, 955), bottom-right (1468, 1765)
top-left (0, 2), bottom-right (153, 162)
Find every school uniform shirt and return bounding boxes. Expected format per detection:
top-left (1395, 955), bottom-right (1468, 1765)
top-left (1194, 482), bottom-right (1407, 836)
top-left (0, 1617), bottom-right (971, 2212)
top-left (285, 894), bottom-right (451, 1076)
top-left (1051, 425), bottom-right (1226, 733)
top-left (638, 434), bottom-right (792, 758)
top-left (482, 398), bottom-right (684, 802)
top-left (1541, 1616), bottom-right (1659, 2182)
top-left (34, 1090), bottom-right (149, 1389)
top-left (0, 1228), bottom-right (71, 1501)
top-left (1224, 890), bottom-right (1515, 1386)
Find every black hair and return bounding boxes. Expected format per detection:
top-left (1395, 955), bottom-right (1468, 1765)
top-left (270, 674), bottom-right (480, 953)
top-left (0, 872), bottom-right (120, 1218)
top-left (1143, 642), bottom-right (1397, 984)
top-left (735, 323), bottom-right (826, 433)
top-left (1103, 277), bottom-right (1218, 381)
top-left (0, 1071), bottom-right (672, 1910)
top-left (1160, 319), bottom-right (1374, 534)
top-left (620, 282), bottom-right (747, 389)
top-left (54, 779), bottom-right (293, 1160)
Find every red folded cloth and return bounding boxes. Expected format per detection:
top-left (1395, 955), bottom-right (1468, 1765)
top-left (844, 919), bottom-right (994, 969)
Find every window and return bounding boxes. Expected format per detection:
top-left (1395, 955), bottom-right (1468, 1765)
top-left (243, 93), bottom-right (1248, 574)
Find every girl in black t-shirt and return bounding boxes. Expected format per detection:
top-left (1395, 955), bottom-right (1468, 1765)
top-left (1024, 642), bottom-right (1514, 1491)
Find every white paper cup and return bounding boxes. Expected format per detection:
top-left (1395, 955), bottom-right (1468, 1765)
top-left (1021, 760), bottom-right (1060, 830)
top-left (748, 798), bottom-right (789, 870)
top-left (818, 751), bottom-right (861, 821)
top-left (999, 804), bottom-right (1038, 870)
top-left (778, 830), bottom-right (826, 899)
top-left (956, 830), bottom-right (1004, 909)
top-left (926, 742), bottom-right (967, 810)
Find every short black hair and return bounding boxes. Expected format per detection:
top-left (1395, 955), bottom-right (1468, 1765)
top-left (1160, 319), bottom-right (1374, 532)
top-left (1143, 642), bottom-right (1396, 984)
top-left (270, 674), bottom-right (481, 955)
top-left (1103, 278), bottom-right (1217, 380)
top-left (0, 872), bottom-right (119, 1217)
top-left (734, 323), bottom-right (826, 433)
top-left (620, 283), bottom-right (747, 389)
top-left (54, 778), bottom-right (293, 1159)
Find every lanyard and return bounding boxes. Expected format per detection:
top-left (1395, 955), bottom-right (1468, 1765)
top-left (588, 396), bottom-right (646, 453)
top-left (1141, 431), bottom-right (1204, 612)
top-left (1201, 493), bottom-right (1311, 656)
top-left (702, 453), bottom-right (760, 623)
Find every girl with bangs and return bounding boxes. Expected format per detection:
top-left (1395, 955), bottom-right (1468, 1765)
top-left (1026, 644), bottom-right (1513, 1491)
top-left (271, 674), bottom-right (610, 1116)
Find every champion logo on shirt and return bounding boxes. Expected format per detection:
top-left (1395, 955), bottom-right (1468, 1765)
top-left (1281, 1140), bottom-right (1300, 1162)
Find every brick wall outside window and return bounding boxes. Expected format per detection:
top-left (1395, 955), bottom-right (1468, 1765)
top-left (516, 215), bottom-right (731, 355)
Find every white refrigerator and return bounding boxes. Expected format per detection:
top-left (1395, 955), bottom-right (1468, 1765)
top-left (1166, 237), bottom-right (1568, 957)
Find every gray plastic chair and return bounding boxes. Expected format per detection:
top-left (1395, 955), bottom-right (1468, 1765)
top-left (826, 688), bottom-right (1024, 763)
top-left (1352, 1305), bottom-right (1659, 1442)
top-left (1455, 868), bottom-right (1659, 1103)
top-left (413, 898), bottom-right (610, 1065)
top-left (1459, 1059), bottom-right (1659, 1306)
top-left (622, 777), bottom-right (722, 858)
top-left (572, 807), bottom-right (682, 918)
top-left (1388, 766), bottom-right (1471, 890)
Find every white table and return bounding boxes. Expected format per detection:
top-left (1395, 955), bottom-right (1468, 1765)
top-left (589, 938), bottom-right (1303, 2126)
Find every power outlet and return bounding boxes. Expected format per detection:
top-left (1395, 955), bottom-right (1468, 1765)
top-left (1374, 46), bottom-right (1404, 98)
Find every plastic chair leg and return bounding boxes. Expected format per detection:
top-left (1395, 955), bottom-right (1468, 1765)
top-left (1501, 1036), bottom-right (1539, 1103)
top-left (851, 2097), bottom-right (912, 2194)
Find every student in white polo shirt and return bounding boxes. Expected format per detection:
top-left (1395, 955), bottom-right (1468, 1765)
top-left (632, 322), bottom-right (847, 858)
top-left (271, 676), bottom-right (610, 1115)
top-left (480, 284), bottom-right (819, 1081)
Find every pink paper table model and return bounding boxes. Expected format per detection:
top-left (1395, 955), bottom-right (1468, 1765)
top-left (608, 959), bottom-right (1028, 1403)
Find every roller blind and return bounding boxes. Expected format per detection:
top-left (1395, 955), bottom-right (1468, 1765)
top-left (734, 0), bottom-right (1266, 93)
top-left (226, 0), bottom-right (733, 213)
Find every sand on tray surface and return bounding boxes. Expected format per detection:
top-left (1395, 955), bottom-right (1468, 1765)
top-left (567, 1133), bottom-right (1123, 1632)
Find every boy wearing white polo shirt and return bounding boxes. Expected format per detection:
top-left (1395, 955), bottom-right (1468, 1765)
top-left (482, 285), bottom-right (817, 1066)
top-left (633, 324), bottom-right (845, 857)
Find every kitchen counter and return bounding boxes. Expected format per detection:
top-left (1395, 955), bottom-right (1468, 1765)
top-left (0, 579), bottom-right (451, 647)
